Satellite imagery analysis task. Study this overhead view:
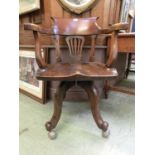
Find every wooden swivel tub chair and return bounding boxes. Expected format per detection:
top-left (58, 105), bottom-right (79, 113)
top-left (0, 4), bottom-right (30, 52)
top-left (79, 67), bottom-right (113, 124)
top-left (24, 17), bottom-right (128, 139)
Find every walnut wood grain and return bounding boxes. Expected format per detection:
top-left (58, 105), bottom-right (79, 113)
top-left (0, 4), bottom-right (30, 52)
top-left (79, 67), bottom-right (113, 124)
top-left (33, 31), bottom-right (47, 69)
top-left (78, 81), bottom-right (109, 131)
top-left (45, 81), bottom-right (75, 131)
top-left (36, 63), bottom-right (118, 81)
top-left (24, 17), bottom-right (128, 137)
top-left (99, 22), bottom-right (128, 34)
top-left (20, 0), bottom-right (132, 137)
top-left (66, 36), bottom-right (85, 62)
top-left (50, 17), bottom-right (101, 36)
top-left (24, 18), bottom-right (128, 69)
top-left (104, 23), bottom-right (128, 67)
top-left (46, 81), bottom-right (109, 133)
top-left (106, 31), bottom-right (118, 67)
top-left (24, 23), bottom-right (52, 35)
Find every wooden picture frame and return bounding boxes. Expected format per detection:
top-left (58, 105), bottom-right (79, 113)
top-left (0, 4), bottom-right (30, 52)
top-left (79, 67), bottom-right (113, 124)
top-left (19, 0), bottom-right (40, 15)
top-left (57, 0), bottom-right (98, 14)
top-left (19, 48), bottom-right (47, 104)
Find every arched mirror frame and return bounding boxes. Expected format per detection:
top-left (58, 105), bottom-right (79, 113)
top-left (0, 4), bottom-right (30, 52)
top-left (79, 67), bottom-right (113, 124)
top-left (56, 0), bottom-right (99, 14)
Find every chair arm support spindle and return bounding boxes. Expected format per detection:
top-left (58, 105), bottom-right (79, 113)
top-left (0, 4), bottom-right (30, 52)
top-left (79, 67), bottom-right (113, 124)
top-left (33, 31), bottom-right (47, 69)
top-left (24, 23), bottom-right (48, 69)
top-left (105, 23), bottom-right (128, 67)
top-left (106, 31), bottom-right (118, 67)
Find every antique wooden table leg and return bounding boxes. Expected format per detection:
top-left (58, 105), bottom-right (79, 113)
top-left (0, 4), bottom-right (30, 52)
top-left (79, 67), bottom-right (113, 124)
top-left (45, 81), bottom-right (74, 139)
top-left (78, 81), bottom-right (110, 137)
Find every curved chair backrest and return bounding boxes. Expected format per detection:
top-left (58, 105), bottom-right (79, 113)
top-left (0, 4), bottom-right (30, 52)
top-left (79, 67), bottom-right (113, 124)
top-left (51, 17), bottom-right (101, 63)
top-left (51, 17), bottom-right (101, 35)
top-left (24, 17), bottom-right (128, 68)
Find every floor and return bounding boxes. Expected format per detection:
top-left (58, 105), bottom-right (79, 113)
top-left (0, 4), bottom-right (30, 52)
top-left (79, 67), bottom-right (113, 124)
top-left (117, 72), bottom-right (135, 88)
top-left (19, 90), bottom-right (135, 155)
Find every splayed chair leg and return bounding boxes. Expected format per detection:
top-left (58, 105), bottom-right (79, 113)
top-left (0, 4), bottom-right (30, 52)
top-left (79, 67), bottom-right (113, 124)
top-left (79, 81), bottom-right (110, 138)
top-left (45, 81), bottom-right (74, 139)
top-left (103, 80), bottom-right (109, 99)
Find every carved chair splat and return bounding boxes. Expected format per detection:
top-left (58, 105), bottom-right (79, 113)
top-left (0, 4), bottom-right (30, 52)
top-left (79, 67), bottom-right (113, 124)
top-left (24, 17), bottom-right (128, 139)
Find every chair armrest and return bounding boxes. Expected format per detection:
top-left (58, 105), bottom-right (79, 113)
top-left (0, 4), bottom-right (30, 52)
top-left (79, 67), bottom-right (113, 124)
top-left (24, 23), bottom-right (52, 35)
top-left (110, 22), bottom-right (128, 31)
top-left (24, 23), bottom-right (48, 69)
top-left (99, 28), bottom-right (113, 34)
top-left (99, 23), bottom-right (128, 34)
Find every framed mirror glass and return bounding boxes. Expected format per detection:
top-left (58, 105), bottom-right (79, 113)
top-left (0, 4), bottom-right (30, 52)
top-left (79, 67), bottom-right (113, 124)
top-left (57, 0), bottom-right (98, 14)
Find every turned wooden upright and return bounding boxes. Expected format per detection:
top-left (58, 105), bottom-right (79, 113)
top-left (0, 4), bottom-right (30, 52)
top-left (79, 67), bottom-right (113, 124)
top-left (24, 17), bottom-right (128, 139)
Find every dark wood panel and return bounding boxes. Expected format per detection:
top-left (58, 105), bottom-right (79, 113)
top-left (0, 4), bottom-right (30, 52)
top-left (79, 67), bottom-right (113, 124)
top-left (91, 0), bottom-right (104, 26)
top-left (82, 10), bottom-right (91, 18)
top-left (63, 9), bottom-right (72, 18)
top-left (102, 0), bottom-right (111, 27)
top-left (50, 0), bottom-right (63, 18)
top-left (109, 0), bottom-right (122, 26)
top-left (114, 0), bottom-right (121, 23)
top-left (42, 0), bottom-right (52, 26)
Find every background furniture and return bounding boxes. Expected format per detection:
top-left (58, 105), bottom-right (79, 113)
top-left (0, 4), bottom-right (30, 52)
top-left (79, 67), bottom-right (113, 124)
top-left (24, 17), bottom-right (128, 139)
top-left (125, 52), bottom-right (135, 78)
top-left (104, 32), bottom-right (135, 98)
top-left (125, 16), bottom-right (135, 78)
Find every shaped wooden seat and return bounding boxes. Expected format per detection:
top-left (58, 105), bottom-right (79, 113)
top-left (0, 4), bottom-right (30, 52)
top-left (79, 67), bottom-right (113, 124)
top-left (24, 17), bottom-right (128, 139)
top-left (36, 63), bottom-right (118, 81)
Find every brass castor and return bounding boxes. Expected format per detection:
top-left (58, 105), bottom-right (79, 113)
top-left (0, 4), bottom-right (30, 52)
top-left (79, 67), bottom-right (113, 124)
top-left (48, 130), bottom-right (57, 140)
top-left (102, 128), bottom-right (110, 138)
